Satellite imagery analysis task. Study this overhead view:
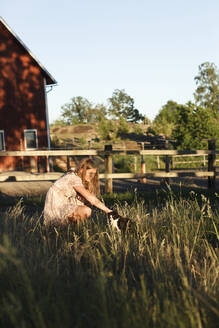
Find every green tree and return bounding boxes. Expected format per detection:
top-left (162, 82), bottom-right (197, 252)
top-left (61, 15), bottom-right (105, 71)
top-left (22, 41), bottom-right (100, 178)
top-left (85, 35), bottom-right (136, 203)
top-left (152, 100), bottom-right (179, 137)
top-left (172, 102), bottom-right (219, 149)
top-left (194, 62), bottom-right (219, 114)
top-left (60, 97), bottom-right (107, 124)
top-left (91, 104), bottom-right (108, 122)
top-left (60, 96), bottom-right (92, 124)
top-left (117, 117), bottom-right (130, 135)
top-left (108, 89), bottom-right (144, 122)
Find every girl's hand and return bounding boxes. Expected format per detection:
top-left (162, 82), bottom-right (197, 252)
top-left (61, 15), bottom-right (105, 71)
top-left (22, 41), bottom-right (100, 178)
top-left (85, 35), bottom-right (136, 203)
top-left (74, 185), bottom-right (111, 213)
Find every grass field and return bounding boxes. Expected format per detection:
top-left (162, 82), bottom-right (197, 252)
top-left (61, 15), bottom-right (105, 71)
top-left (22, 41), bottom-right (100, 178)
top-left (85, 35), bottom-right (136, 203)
top-left (0, 188), bottom-right (219, 327)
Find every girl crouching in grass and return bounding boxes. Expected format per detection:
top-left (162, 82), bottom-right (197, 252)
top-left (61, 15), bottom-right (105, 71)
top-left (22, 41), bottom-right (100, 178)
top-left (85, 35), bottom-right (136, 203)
top-left (44, 158), bottom-right (112, 226)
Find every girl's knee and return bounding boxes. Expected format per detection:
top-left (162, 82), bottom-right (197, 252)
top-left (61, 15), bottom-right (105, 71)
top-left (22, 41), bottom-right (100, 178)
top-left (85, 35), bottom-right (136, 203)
top-left (70, 206), bottom-right (92, 221)
top-left (83, 206), bottom-right (92, 218)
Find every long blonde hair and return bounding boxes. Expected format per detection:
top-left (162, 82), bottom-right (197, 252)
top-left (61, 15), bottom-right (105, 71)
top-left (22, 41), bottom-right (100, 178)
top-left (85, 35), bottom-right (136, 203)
top-left (75, 158), bottom-right (100, 196)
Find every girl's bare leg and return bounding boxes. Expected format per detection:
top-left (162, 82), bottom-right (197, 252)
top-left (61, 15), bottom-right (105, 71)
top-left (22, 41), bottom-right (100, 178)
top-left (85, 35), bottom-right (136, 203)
top-left (68, 205), bottom-right (92, 222)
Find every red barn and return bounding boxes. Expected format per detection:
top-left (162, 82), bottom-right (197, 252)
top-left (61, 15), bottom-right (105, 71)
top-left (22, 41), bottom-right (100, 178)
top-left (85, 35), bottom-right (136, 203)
top-left (0, 17), bottom-right (57, 172)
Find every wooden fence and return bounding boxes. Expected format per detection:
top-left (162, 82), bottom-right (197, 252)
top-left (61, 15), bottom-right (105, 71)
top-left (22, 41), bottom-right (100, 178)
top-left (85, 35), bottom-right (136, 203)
top-left (0, 141), bottom-right (218, 193)
top-left (171, 154), bottom-right (219, 169)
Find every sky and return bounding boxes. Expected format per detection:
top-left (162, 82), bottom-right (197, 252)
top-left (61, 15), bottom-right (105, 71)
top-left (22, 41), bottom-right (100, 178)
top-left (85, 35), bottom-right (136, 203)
top-left (1, 0), bottom-right (219, 123)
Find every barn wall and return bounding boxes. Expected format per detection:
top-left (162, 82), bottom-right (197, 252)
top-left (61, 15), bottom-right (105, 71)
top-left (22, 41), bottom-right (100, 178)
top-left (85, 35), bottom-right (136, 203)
top-left (0, 21), bottom-right (49, 171)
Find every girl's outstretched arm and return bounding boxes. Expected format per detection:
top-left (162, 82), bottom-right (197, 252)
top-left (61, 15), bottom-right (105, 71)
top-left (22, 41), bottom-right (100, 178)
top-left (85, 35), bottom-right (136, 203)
top-left (74, 185), bottom-right (112, 213)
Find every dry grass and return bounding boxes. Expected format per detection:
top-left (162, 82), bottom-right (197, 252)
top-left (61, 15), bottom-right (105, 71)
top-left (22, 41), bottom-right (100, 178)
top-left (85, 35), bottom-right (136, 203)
top-left (0, 190), bottom-right (219, 327)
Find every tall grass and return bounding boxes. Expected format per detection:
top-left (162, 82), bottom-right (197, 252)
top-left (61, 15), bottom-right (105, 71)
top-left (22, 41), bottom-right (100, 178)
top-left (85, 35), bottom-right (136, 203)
top-left (0, 190), bottom-right (218, 327)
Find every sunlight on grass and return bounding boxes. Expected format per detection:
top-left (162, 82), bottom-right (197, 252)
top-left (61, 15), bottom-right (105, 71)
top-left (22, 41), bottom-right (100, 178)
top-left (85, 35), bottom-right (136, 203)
top-left (0, 189), bottom-right (218, 327)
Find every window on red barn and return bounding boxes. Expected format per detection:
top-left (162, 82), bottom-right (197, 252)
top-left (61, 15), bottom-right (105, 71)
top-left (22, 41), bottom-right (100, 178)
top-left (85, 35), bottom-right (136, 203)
top-left (24, 129), bottom-right (38, 150)
top-left (0, 130), bottom-right (5, 151)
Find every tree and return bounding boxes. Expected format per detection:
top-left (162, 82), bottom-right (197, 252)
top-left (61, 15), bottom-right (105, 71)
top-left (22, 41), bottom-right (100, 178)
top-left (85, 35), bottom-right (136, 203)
top-left (91, 104), bottom-right (108, 122)
top-left (172, 102), bottom-right (219, 149)
top-left (60, 96), bottom-right (92, 124)
top-left (108, 89), bottom-right (144, 122)
top-left (194, 62), bottom-right (219, 114)
top-left (152, 100), bottom-right (179, 137)
top-left (60, 97), bottom-right (107, 124)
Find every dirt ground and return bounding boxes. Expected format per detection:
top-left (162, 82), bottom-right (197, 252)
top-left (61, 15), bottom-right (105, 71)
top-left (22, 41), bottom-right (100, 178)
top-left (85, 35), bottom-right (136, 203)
top-left (0, 170), bottom-right (218, 201)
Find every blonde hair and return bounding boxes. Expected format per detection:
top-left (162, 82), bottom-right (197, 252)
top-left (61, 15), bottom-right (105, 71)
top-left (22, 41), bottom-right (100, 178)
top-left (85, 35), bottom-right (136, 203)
top-left (74, 158), bottom-right (100, 195)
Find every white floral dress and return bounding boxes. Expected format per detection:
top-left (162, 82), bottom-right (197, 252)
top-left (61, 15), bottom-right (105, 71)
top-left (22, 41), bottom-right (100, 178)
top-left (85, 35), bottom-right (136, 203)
top-left (44, 172), bottom-right (84, 225)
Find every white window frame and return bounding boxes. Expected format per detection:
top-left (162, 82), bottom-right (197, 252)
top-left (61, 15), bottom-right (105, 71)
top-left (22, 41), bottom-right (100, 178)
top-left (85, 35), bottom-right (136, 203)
top-left (24, 129), bottom-right (38, 150)
top-left (0, 130), bottom-right (6, 151)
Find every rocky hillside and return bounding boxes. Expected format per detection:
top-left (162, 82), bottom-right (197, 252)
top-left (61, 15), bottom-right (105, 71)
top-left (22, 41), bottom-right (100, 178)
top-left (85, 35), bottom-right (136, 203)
top-left (50, 123), bottom-right (167, 150)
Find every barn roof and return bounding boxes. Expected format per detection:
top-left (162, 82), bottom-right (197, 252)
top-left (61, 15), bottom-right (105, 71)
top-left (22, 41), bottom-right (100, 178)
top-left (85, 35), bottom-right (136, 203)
top-left (0, 17), bottom-right (57, 85)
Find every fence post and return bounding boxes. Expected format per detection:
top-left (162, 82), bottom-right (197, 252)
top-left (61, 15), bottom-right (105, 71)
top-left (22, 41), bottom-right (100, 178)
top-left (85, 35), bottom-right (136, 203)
top-left (208, 139), bottom-right (216, 189)
top-left (30, 156), bottom-right (38, 173)
top-left (105, 145), bottom-right (113, 193)
top-left (141, 142), bottom-right (146, 183)
top-left (46, 156), bottom-right (50, 172)
top-left (67, 156), bottom-right (70, 171)
top-left (20, 138), bottom-right (24, 170)
top-left (203, 155), bottom-right (206, 167)
top-left (133, 155), bottom-right (137, 173)
top-left (157, 156), bottom-right (160, 169)
top-left (172, 156), bottom-right (175, 169)
top-left (164, 140), bottom-right (170, 184)
top-left (49, 157), bottom-right (54, 172)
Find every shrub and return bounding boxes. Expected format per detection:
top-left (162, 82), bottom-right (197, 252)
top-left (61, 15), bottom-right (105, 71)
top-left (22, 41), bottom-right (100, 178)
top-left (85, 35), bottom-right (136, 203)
top-left (78, 137), bottom-right (87, 147)
top-left (133, 124), bottom-right (144, 135)
top-left (113, 155), bottom-right (135, 173)
top-left (98, 119), bottom-right (117, 141)
top-left (117, 118), bottom-right (130, 135)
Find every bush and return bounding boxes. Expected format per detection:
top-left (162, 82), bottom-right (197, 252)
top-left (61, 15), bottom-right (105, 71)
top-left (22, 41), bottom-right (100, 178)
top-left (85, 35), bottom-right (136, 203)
top-left (98, 119), bottom-right (118, 141)
top-left (113, 155), bottom-right (134, 173)
top-left (78, 137), bottom-right (87, 147)
top-left (117, 118), bottom-right (130, 135)
top-left (133, 124), bottom-right (144, 135)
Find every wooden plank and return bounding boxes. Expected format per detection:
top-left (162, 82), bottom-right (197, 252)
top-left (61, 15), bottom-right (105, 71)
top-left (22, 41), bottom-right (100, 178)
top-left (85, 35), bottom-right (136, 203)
top-left (208, 140), bottom-right (216, 188)
top-left (99, 171), bottom-right (215, 179)
top-left (0, 173), bottom-right (62, 182)
top-left (173, 161), bottom-right (205, 164)
top-left (173, 154), bottom-right (207, 158)
top-left (0, 149), bottom-right (137, 156)
top-left (140, 150), bottom-right (219, 156)
top-left (0, 170), bottom-right (216, 182)
top-left (104, 145), bottom-right (113, 193)
top-left (0, 149), bottom-right (219, 157)
top-left (0, 150), bottom-right (99, 156)
top-left (164, 140), bottom-right (170, 184)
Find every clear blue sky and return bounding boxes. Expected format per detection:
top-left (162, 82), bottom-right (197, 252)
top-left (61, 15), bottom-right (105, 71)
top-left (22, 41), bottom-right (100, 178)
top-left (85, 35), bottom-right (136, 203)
top-left (2, 0), bottom-right (219, 123)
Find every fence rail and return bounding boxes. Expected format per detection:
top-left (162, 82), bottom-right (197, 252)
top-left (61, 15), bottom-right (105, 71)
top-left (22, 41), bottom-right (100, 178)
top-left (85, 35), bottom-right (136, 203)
top-left (0, 140), bottom-right (218, 192)
top-left (0, 171), bottom-right (216, 182)
top-left (171, 154), bottom-right (219, 168)
top-left (1, 149), bottom-right (219, 157)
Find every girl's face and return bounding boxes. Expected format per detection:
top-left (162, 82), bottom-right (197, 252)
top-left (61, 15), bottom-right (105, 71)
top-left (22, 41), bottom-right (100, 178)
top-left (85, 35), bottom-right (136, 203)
top-left (84, 168), bottom-right (97, 182)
